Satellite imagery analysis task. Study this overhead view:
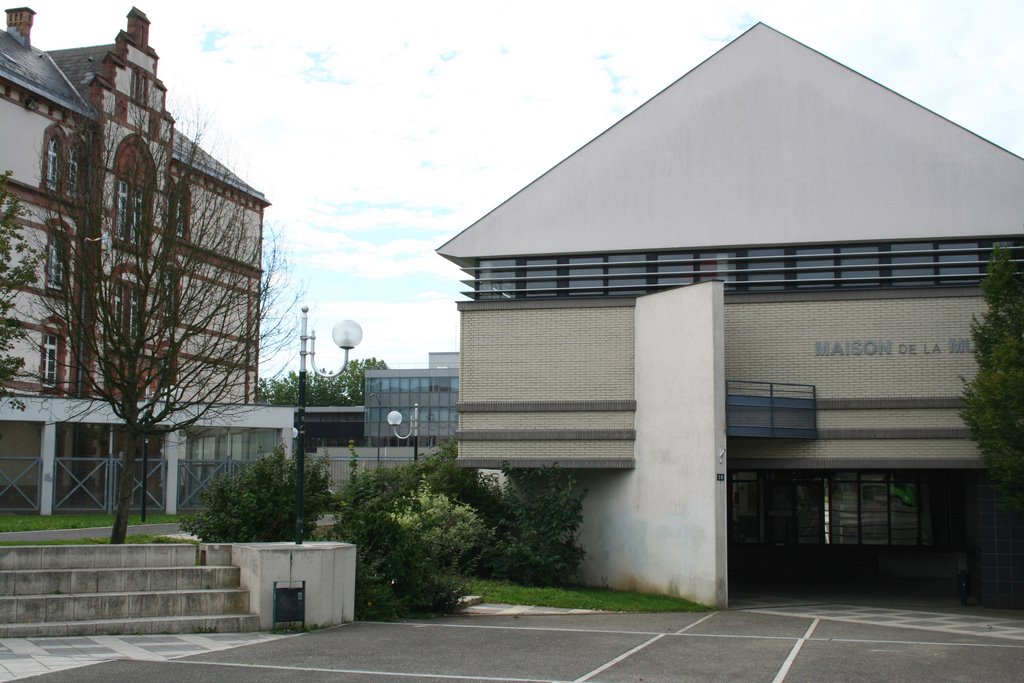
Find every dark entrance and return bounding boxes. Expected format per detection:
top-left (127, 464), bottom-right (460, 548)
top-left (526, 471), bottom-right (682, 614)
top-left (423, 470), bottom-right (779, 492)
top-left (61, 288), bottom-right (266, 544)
top-left (729, 470), bottom-right (969, 602)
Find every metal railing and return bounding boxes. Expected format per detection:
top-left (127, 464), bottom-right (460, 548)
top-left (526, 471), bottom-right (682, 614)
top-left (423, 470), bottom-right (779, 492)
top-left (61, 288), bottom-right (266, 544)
top-left (727, 381), bottom-right (817, 439)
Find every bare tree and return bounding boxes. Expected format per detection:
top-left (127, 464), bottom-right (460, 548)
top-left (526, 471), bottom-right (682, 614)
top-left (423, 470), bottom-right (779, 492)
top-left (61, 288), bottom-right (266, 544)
top-left (35, 108), bottom-right (285, 543)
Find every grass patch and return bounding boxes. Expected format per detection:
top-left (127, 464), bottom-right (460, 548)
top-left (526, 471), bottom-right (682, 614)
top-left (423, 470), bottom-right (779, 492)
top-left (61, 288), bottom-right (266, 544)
top-left (0, 514), bottom-right (180, 533)
top-left (468, 579), bottom-right (710, 613)
top-left (0, 534), bottom-right (194, 546)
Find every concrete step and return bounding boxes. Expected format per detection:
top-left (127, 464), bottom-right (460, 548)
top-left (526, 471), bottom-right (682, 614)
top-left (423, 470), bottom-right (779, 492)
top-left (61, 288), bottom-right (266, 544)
top-left (0, 613), bottom-right (261, 638)
top-left (0, 544), bottom-right (197, 570)
top-left (2, 565), bottom-right (241, 595)
top-left (1, 588), bottom-right (250, 623)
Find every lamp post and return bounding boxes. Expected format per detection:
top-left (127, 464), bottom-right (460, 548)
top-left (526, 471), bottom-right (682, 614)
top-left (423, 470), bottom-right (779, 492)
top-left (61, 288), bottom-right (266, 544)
top-left (367, 392), bottom-right (382, 464)
top-left (386, 403), bottom-right (419, 462)
top-left (296, 305), bottom-right (362, 544)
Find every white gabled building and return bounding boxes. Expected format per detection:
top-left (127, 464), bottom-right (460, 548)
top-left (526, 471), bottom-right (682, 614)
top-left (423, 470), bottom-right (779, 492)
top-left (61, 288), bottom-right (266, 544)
top-left (439, 24), bottom-right (1024, 608)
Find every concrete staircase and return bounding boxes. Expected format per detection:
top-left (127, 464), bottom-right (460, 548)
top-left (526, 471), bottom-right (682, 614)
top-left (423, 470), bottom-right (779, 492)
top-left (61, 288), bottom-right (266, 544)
top-left (0, 544), bottom-right (260, 637)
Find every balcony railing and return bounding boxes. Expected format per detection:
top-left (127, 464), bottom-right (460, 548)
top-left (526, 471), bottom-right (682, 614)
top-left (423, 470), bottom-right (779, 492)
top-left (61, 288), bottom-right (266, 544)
top-left (727, 381), bottom-right (817, 439)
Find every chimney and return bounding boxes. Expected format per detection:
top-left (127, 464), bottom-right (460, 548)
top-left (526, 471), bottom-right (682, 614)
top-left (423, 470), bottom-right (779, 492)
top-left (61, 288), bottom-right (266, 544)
top-left (126, 6), bottom-right (150, 48)
top-left (5, 6), bottom-right (35, 47)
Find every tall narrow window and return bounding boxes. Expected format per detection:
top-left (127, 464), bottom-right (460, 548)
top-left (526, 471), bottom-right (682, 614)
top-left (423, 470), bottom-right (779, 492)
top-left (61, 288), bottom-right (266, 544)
top-left (131, 70), bottom-right (149, 102)
top-left (116, 179), bottom-right (140, 243)
top-left (129, 288), bottom-right (140, 335)
top-left (67, 146), bottom-right (80, 197)
top-left (43, 334), bottom-right (58, 385)
top-left (113, 286), bottom-right (123, 326)
top-left (46, 232), bottom-right (64, 288)
top-left (46, 137), bottom-right (60, 190)
top-left (117, 179), bottom-right (130, 240)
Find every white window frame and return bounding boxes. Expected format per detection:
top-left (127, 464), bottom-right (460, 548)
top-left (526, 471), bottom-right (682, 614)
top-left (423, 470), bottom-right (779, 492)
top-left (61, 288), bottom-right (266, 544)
top-left (43, 334), bottom-right (58, 385)
top-left (46, 233), bottom-right (63, 288)
top-left (46, 137), bottom-right (59, 190)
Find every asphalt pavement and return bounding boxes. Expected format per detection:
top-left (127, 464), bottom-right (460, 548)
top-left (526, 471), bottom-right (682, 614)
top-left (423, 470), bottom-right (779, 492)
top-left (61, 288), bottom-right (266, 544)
top-left (6, 605), bottom-right (1024, 683)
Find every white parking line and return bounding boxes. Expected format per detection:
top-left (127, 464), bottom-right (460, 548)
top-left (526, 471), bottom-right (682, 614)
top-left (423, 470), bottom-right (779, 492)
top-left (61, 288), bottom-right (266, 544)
top-left (574, 633), bottom-right (666, 682)
top-left (772, 618), bottom-right (819, 683)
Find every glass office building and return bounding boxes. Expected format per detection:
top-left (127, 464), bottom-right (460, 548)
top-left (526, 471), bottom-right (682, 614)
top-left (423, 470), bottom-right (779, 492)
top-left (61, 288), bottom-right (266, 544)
top-left (364, 353), bottom-right (460, 449)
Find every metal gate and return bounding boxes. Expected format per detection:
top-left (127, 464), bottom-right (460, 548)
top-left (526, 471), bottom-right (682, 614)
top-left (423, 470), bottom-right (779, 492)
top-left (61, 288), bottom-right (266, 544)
top-left (0, 457), bottom-right (41, 512)
top-left (177, 459), bottom-right (241, 510)
top-left (52, 457), bottom-right (166, 513)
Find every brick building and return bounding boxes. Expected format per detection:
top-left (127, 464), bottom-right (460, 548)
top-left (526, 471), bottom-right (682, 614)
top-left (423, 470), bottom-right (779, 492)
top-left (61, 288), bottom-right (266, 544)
top-left (438, 24), bottom-right (1024, 608)
top-left (0, 7), bottom-right (292, 515)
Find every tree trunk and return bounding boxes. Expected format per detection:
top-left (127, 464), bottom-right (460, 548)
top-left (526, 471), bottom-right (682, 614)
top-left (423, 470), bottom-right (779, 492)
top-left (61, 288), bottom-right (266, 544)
top-left (110, 430), bottom-right (138, 544)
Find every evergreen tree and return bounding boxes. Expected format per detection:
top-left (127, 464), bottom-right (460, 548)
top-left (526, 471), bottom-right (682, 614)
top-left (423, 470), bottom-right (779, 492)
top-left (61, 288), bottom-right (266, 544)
top-left (962, 245), bottom-right (1024, 509)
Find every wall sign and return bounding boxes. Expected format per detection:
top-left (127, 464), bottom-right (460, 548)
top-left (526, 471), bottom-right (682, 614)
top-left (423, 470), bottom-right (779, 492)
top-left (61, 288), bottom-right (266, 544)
top-left (814, 338), bottom-right (973, 357)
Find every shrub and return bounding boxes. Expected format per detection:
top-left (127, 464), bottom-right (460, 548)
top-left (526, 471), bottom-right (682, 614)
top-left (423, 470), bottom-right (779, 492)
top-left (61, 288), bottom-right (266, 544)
top-left (180, 446), bottom-right (335, 542)
top-left (482, 465), bottom-right (587, 586)
top-left (332, 444), bottom-right (498, 618)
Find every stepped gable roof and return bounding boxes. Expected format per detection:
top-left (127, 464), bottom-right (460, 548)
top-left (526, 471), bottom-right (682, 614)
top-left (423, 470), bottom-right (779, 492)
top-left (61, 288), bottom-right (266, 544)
top-left (438, 23), bottom-right (1024, 264)
top-left (48, 44), bottom-right (114, 104)
top-left (0, 30), bottom-right (93, 115)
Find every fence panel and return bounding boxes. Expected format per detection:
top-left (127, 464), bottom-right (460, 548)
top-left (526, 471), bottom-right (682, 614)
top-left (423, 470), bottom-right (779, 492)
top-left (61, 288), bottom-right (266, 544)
top-left (327, 457), bottom-right (414, 489)
top-left (177, 459), bottom-right (241, 510)
top-left (53, 458), bottom-right (167, 513)
top-left (0, 457), bottom-right (41, 512)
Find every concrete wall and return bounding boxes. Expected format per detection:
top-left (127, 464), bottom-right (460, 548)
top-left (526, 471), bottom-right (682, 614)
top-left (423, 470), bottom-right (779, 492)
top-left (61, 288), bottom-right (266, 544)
top-left (577, 282), bottom-right (727, 607)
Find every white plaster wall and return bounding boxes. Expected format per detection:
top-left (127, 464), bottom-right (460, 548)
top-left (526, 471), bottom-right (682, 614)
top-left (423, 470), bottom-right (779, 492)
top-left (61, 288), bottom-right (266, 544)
top-left (0, 97), bottom-right (49, 184)
top-left (577, 282), bottom-right (728, 607)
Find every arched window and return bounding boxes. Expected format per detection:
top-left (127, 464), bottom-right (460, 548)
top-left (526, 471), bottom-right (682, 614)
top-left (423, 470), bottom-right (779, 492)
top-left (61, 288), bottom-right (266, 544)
top-left (45, 135), bottom-right (60, 191)
top-left (112, 138), bottom-right (153, 245)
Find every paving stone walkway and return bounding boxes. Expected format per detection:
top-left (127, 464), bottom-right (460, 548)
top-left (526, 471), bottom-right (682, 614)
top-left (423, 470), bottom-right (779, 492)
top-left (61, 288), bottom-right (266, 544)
top-left (749, 603), bottom-right (1024, 641)
top-left (0, 632), bottom-right (290, 681)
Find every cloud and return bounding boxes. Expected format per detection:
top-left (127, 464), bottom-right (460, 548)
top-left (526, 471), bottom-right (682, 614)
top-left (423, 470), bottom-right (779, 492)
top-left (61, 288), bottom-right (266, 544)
top-left (34, 0), bottom-right (1024, 377)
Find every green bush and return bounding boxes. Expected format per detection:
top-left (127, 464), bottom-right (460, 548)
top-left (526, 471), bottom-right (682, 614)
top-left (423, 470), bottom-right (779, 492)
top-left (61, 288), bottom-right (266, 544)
top-left (180, 446), bottom-right (335, 542)
top-left (332, 443), bottom-right (499, 618)
top-left (482, 465), bottom-right (587, 586)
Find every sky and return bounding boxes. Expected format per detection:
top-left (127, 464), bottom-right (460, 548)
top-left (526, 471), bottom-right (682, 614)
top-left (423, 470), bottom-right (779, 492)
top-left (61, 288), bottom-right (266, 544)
top-left (29, 0), bottom-right (1024, 373)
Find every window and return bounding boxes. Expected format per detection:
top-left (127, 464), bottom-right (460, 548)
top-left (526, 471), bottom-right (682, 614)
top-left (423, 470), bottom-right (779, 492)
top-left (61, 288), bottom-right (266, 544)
top-left (45, 137), bottom-right (60, 191)
top-left (129, 288), bottom-right (140, 335)
top-left (890, 242), bottom-right (934, 286)
top-left (523, 258), bottom-right (557, 297)
top-left (66, 145), bottom-right (80, 197)
top-left (169, 185), bottom-right (190, 239)
top-left (568, 256), bottom-right (603, 295)
top-left (113, 285), bottom-right (123, 326)
top-left (743, 248), bottom-right (786, 291)
top-left (655, 253), bottom-right (693, 287)
top-left (46, 231), bottom-right (64, 288)
top-left (131, 70), bottom-right (149, 102)
top-left (42, 334), bottom-right (58, 385)
top-left (838, 245), bottom-right (879, 286)
top-left (477, 259), bottom-right (515, 299)
top-left (46, 230), bottom-right (65, 288)
top-left (116, 179), bottom-right (141, 243)
top-left (606, 254), bottom-right (646, 295)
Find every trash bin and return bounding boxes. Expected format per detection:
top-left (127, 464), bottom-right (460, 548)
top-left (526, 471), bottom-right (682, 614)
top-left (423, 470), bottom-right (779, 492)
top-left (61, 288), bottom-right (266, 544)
top-left (273, 580), bottom-right (305, 629)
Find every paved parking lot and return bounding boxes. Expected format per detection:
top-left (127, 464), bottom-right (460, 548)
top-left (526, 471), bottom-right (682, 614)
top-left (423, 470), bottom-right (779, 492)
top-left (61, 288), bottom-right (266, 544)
top-left (7, 601), bottom-right (1024, 683)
